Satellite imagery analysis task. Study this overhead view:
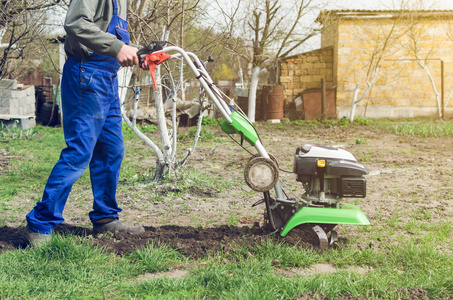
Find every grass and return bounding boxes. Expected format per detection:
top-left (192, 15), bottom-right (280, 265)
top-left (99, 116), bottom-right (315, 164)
top-left (1, 119), bottom-right (453, 298)
top-left (0, 126), bottom-right (67, 202)
top-left (249, 117), bottom-right (373, 136)
top-left (0, 235), bottom-right (452, 299)
top-left (374, 119), bottom-right (453, 137)
top-left (178, 127), bottom-right (217, 142)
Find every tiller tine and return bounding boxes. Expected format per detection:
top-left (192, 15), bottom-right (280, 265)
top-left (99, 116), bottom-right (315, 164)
top-left (329, 230), bottom-right (338, 247)
top-left (312, 225), bottom-right (329, 250)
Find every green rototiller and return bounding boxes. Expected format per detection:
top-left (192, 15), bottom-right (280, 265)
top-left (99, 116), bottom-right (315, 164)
top-left (137, 41), bottom-right (370, 248)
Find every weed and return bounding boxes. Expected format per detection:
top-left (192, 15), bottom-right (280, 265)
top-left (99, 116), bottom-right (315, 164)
top-left (386, 213), bottom-right (400, 229)
top-left (141, 124), bottom-right (158, 133)
top-left (421, 210), bottom-right (432, 220)
top-left (122, 122), bottom-right (157, 140)
top-left (359, 154), bottom-right (370, 162)
top-left (338, 117), bottom-right (350, 127)
top-left (202, 117), bottom-right (221, 126)
top-left (191, 214), bottom-right (202, 225)
top-left (354, 117), bottom-right (373, 125)
top-left (178, 127), bottom-right (215, 142)
top-left (0, 124), bottom-right (37, 140)
top-left (288, 118), bottom-right (352, 129)
top-left (355, 138), bottom-right (367, 144)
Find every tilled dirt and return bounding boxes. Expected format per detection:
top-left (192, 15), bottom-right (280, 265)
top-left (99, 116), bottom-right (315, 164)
top-left (0, 223), bottom-right (323, 259)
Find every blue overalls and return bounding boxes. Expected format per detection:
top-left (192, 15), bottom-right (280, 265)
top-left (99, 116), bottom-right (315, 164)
top-left (26, 1), bottom-right (130, 234)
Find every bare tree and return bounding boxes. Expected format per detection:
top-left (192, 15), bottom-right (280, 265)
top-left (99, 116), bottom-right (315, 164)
top-left (120, 0), bottom-right (214, 181)
top-left (128, 0), bottom-right (203, 46)
top-left (346, 1), bottom-right (450, 121)
top-left (316, 5), bottom-right (414, 123)
top-left (347, 12), bottom-right (406, 122)
top-left (406, 26), bottom-right (441, 116)
top-left (0, 0), bottom-right (62, 80)
top-left (405, 9), bottom-right (452, 118)
top-left (212, 0), bottom-right (323, 122)
top-left (120, 0), bottom-right (325, 180)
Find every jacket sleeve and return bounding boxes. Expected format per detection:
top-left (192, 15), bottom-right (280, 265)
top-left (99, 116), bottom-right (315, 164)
top-left (64, 0), bottom-right (124, 58)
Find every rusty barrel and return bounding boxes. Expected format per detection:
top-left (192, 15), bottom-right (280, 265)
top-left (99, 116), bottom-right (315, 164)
top-left (237, 96), bottom-right (248, 114)
top-left (255, 89), bottom-right (263, 121)
top-left (236, 89), bottom-right (264, 121)
top-left (262, 85), bottom-right (284, 121)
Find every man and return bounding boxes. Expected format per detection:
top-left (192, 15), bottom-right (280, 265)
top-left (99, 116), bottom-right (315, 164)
top-left (25, 0), bottom-right (145, 245)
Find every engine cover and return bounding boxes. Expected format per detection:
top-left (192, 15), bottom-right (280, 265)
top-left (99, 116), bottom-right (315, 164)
top-left (294, 145), bottom-right (368, 179)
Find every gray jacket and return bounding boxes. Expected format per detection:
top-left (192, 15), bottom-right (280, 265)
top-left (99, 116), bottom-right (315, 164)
top-left (64, 0), bottom-right (128, 59)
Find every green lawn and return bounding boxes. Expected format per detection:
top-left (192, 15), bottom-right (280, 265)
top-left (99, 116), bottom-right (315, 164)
top-left (0, 234), bottom-right (452, 299)
top-left (1, 120), bottom-right (453, 299)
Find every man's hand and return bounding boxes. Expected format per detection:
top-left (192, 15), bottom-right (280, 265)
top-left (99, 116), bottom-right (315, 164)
top-left (116, 44), bottom-right (139, 67)
top-left (116, 44), bottom-right (150, 70)
top-left (140, 60), bottom-right (149, 70)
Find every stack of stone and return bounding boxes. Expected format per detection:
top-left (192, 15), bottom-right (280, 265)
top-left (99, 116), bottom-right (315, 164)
top-left (0, 79), bottom-right (36, 130)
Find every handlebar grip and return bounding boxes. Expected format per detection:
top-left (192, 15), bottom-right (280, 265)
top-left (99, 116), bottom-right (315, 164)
top-left (137, 41), bottom-right (167, 56)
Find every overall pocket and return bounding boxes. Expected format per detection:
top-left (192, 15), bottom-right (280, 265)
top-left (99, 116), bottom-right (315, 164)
top-left (80, 67), bottom-right (96, 91)
top-left (115, 26), bottom-right (130, 44)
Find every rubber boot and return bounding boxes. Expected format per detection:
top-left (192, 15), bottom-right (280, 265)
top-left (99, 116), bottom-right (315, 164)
top-left (24, 225), bottom-right (52, 247)
top-left (92, 218), bottom-right (145, 234)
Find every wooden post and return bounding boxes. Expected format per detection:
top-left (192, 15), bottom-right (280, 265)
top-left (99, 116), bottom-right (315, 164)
top-left (321, 78), bottom-right (326, 120)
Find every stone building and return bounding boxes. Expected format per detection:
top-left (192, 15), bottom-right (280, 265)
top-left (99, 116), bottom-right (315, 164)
top-left (280, 10), bottom-right (453, 119)
top-left (279, 47), bottom-right (334, 100)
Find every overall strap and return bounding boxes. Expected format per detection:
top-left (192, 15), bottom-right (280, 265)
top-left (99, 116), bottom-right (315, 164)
top-left (112, 0), bottom-right (118, 16)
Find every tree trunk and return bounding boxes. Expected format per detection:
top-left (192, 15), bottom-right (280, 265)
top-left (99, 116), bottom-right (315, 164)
top-left (417, 60), bottom-right (442, 118)
top-left (349, 84), bottom-right (360, 123)
top-left (248, 66), bottom-right (260, 123)
top-left (153, 58), bottom-right (173, 180)
top-left (120, 28), bottom-right (207, 182)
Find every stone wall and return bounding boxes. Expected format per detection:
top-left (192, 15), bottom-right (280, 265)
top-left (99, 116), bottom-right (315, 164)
top-left (321, 14), bottom-right (453, 119)
top-left (279, 47), bottom-right (334, 101)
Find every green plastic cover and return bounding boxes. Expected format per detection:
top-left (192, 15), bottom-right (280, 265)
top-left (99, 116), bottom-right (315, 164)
top-left (220, 111), bottom-right (259, 146)
top-left (280, 203), bottom-right (370, 237)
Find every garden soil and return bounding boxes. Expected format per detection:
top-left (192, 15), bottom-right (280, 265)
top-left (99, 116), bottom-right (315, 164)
top-left (1, 123), bottom-right (452, 277)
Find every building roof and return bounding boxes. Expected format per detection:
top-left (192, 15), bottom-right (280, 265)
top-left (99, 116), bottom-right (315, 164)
top-left (316, 9), bottom-right (453, 23)
top-left (279, 46), bottom-right (333, 61)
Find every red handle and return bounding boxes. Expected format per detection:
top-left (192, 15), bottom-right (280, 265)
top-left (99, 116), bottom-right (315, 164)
top-left (144, 51), bottom-right (172, 91)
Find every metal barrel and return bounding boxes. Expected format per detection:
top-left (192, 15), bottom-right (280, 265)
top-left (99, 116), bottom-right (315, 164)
top-left (236, 89), bottom-right (264, 121)
top-left (237, 96), bottom-right (248, 114)
top-left (262, 85), bottom-right (284, 121)
top-left (256, 89), bottom-right (264, 121)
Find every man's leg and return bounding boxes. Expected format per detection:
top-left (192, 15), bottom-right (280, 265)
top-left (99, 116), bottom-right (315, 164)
top-left (26, 59), bottom-right (105, 234)
top-left (88, 77), bottom-right (144, 234)
top-left (89, 91), bottom-right (124, 221)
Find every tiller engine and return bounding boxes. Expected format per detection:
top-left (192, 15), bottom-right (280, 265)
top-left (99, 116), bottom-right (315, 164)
top-left (244, 144), bottom-right (369, 248)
